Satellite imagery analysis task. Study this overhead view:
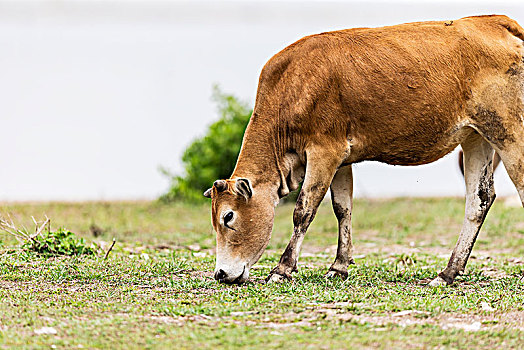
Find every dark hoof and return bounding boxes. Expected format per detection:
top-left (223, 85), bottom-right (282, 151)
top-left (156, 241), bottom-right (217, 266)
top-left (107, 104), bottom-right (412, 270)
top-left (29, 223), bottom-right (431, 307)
top-left (428, 271), bottom-right (455, 286)
top-left (325, 269), bottom-right (348, 280)
top-left (265, 272), bottom-right (292, 284)
top-left (428, 276), bottom-right (448, 287)
top-left (265, 266), bottom-right (293, 284)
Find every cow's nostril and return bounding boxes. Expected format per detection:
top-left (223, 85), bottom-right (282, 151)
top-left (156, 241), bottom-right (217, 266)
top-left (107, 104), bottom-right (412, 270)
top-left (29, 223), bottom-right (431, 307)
top-left (214, 269), bottom-right (228, 281)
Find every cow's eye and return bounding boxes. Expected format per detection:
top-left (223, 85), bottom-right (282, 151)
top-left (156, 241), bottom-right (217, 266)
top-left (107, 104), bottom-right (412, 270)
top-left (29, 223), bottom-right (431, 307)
top-left (224, 211), bottom-right (234, 225)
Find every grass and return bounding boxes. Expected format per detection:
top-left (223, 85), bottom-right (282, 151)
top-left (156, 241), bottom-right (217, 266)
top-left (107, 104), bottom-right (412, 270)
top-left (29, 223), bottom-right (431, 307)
top-left (0, 197), bottom-right (523, 349)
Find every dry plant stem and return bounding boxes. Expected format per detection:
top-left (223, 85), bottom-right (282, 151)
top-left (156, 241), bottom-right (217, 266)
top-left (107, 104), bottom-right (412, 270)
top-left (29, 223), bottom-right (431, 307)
top-left (31, 216), bottom-right (38, 231)
top-left (0, 215), bottom-right (50, 244)
top-left (0, 216), bottom-right (30, 241)
top-left (30, 216), bottom-right (50, 241)
top-left (104, 238), bottom-right (116, 259)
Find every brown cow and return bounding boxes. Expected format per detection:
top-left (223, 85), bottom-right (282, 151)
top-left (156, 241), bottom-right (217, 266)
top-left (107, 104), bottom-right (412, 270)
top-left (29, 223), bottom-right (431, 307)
top-left (204, 15), bottom-right (524, 286)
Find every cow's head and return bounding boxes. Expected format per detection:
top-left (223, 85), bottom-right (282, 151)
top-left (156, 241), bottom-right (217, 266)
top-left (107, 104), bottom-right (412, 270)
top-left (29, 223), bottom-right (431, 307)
top-left (204, 178), bottom-right (276, 284)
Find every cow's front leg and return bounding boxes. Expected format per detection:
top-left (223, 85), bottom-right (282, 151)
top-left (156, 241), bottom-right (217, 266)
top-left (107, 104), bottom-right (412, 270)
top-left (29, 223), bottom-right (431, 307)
top-left (430, 134), bottom-right (495, 286)
top-left (326, 165), bottom-right (354, 279)
top-left (266, 149), bottom-right (341, 283)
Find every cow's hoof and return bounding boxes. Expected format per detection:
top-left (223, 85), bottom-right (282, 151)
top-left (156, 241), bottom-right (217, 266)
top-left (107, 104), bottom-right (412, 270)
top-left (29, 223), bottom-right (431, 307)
top-left (265, 273), bottom-right (290, 284)
top-left (325, 269), bottom-right (348, 280)
top-left (428, 276), bottom-right (448, 287)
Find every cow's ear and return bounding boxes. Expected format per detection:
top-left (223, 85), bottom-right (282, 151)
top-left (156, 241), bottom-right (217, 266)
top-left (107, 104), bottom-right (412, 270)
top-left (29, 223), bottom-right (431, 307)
top-left (204, 179), bottom-right (227, 198)
top-left (234, 178), bottom-right (253, 200)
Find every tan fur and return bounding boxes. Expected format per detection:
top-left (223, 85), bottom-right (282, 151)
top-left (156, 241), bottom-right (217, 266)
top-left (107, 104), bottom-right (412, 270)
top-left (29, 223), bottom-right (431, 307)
top-left (209, 15), bottom-right (524, 284)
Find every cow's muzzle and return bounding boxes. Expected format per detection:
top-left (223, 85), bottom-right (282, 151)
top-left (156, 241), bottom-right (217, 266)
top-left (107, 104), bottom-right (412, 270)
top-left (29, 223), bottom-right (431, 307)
top-left (214, 265), bottom-right (247, 284)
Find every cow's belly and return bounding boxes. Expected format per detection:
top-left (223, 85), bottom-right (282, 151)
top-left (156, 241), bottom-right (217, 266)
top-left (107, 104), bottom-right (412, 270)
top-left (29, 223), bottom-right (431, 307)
top-left (371, 141), bottom-right (461, 166)
top-left (346, 124), bottom-right (474, 166)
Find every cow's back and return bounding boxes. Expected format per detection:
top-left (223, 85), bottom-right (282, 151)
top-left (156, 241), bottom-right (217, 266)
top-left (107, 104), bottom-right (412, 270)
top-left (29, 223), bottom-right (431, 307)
top-left (252, 15), bottom-right (524, 166)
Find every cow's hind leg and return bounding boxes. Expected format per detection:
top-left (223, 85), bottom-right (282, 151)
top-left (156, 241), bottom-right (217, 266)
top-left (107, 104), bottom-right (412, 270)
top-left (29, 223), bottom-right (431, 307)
top-left (326, 165), bottom-right (355, 279)
top-left (430, 133), bottom-right (496, 286)
top-left (496, 142), bottom-right (524, 207)
top-left (458, 150), bottom-right (501, 177)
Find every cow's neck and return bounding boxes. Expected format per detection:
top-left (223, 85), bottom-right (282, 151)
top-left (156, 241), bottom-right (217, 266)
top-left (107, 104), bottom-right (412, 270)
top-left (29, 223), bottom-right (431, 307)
top-left (231, 137), bottom-right (279, 198)
top-left (231, 115), bottom-right (302, 203)
top-left (231, 117), bottom-right (288, 204)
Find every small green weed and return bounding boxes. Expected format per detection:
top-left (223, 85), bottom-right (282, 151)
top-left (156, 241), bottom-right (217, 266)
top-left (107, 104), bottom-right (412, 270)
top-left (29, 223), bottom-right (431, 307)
top-left (22, 228), bottom-right (96, 256)
top-left (1, 216), bottom-right (96, 256)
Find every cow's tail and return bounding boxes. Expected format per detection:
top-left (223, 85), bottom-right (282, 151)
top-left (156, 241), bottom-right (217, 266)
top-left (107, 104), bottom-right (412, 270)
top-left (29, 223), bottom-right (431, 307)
top-left (465, 15), bottom-right (524, 41)
top-left (492, 15), bottom-right (524, 41)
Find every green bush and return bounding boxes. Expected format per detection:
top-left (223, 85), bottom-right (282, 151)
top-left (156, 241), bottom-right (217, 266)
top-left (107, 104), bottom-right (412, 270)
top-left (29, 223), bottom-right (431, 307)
top-left (161, 86), bottom-right (252, 202)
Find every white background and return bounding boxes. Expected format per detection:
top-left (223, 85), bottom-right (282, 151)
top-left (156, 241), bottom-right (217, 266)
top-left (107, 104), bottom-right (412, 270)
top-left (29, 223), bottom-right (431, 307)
top-left (0, 0), bottom-right (522, 201)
